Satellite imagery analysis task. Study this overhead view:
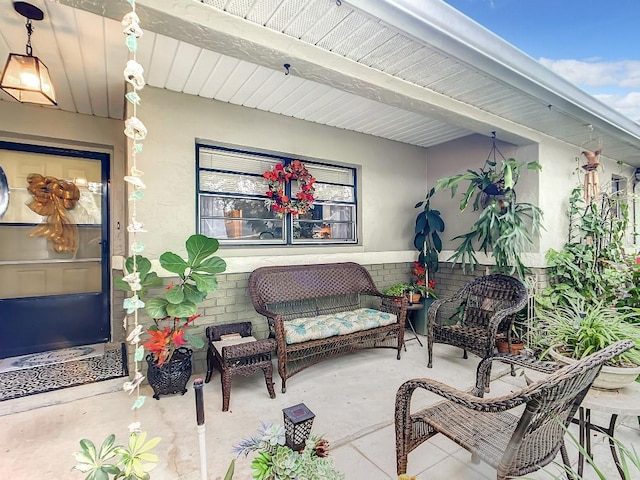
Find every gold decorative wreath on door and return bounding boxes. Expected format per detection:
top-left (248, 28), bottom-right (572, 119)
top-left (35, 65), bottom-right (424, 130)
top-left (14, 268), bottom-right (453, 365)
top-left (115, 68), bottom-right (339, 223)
top-left (26, 173), bottom-right (80, 254)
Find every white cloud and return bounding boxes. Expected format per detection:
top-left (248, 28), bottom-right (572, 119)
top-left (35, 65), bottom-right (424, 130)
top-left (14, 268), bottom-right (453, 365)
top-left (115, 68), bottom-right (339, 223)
top-left (593, 92), bottom-right (640, 122)
top-left (539, 58), bottom-right (640, 88)
top-left (539, 58), bottom-right (640, 121)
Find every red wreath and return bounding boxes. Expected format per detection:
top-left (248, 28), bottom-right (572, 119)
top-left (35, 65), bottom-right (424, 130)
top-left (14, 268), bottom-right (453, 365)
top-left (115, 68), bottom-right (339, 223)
top-left (263, 160), bottom-right (316, 216)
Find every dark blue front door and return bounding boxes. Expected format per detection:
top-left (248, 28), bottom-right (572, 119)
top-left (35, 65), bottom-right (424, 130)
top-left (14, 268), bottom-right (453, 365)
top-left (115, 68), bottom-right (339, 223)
top-left (0, 142), bottom-right (110, 358)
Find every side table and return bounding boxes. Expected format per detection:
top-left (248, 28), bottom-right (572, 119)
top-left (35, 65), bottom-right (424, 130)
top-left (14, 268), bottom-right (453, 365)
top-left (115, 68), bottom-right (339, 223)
top-left (404, 303), bottom-right (424, 348)
top-left (205, 322), bottom-right (277, 412)
top-left (575, 382), bottom-right (640, 479)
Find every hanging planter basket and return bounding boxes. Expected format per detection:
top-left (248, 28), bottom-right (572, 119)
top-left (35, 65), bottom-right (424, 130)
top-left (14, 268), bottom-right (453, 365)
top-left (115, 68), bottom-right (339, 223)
top-left (480, 189), bottom-right (516, 212)
top-left (482, 179), bottom-right (514, 197)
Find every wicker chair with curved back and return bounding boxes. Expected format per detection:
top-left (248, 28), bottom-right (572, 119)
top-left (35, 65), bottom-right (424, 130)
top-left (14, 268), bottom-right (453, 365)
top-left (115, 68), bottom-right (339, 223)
top-left (427, 274), bottom-right (527, 384)
top-left (395, 340), bottom-right (634, 479)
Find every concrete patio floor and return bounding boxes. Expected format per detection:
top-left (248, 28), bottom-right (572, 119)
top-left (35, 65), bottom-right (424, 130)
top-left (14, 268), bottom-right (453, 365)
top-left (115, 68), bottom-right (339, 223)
top-left (1, 339), bottom-right (638, 479)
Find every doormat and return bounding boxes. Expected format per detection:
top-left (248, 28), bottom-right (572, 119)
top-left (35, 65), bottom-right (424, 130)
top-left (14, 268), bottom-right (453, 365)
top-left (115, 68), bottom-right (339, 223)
top-left (0, 344), bottom-right (105, 373)
top-left (0, 346), bottom-right (127, 402)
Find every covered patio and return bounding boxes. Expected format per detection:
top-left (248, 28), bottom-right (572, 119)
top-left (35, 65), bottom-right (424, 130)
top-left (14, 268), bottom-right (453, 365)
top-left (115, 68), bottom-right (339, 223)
top-left (1, 1), bottom-right (640, 479)
top-left (2, 341), bottom-right (637, 479)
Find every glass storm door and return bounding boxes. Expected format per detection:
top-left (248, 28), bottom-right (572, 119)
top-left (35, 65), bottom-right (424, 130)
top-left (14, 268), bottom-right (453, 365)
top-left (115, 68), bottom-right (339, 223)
top-left (0, 142), bottom-right (110, 358)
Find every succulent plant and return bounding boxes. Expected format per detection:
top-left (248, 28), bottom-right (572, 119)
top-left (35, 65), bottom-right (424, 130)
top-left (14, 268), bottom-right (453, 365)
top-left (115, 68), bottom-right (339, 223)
top-left (271, 446), bottom-right (301, 479)
top-left (250, 452), bottom-right (273, 480)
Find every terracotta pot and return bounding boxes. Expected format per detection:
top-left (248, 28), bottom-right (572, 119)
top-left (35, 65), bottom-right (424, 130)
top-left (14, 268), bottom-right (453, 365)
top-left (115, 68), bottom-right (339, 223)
top-left (405, 293), bottom-right (421, 304)
top-left (391, 298), bottom-right (403, 306)
top-left (495, 337), bottom-right (524, 354)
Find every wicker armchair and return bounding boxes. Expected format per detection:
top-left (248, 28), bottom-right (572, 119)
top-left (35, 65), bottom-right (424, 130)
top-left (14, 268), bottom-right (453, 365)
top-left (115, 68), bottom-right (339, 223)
top-left (395, 340), bottom-right (634, 479)
top-left (427, 274), bottom-right (527, 385)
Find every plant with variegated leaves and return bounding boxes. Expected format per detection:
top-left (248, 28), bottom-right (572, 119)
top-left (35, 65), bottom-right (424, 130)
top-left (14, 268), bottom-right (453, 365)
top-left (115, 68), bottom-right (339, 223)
top-left (72, 432), bottom-right (161, 480)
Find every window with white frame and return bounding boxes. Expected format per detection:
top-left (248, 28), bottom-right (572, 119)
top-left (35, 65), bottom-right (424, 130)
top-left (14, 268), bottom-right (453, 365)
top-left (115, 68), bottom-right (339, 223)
top-left (197, 144), bottom-right (357, 245)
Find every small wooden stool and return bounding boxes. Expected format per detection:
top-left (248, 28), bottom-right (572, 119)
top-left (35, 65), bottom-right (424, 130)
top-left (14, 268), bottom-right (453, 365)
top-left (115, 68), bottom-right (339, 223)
top-left (205, 322), bottom-right (276, 412)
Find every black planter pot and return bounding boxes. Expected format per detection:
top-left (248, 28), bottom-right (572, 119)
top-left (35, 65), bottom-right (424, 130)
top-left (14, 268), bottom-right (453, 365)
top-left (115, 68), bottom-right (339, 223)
top-left (146, 347), bottom-right (193, 400)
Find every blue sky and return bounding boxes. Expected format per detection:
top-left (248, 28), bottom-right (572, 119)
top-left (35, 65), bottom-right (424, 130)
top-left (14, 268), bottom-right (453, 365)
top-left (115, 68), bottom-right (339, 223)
top-left (443, 0), bottom-right (640, 121)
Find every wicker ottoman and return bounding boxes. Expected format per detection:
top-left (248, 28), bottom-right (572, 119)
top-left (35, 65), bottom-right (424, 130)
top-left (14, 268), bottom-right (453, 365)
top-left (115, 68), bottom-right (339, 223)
top-left (205, 322), bottom-right (276, 411)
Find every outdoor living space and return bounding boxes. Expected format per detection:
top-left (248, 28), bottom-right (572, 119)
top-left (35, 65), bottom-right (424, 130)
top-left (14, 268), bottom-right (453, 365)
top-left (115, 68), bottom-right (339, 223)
top-left (2, 1), bottom-right (640, 479)
top-left (2, 340), bottom-right (636, 480)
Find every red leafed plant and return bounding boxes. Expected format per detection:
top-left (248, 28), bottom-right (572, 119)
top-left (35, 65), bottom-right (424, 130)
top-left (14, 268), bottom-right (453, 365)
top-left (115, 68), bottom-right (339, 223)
top-left (143, 314), bottom-right (200, 365)
top-left (411, 261), bottom-right (436, 298)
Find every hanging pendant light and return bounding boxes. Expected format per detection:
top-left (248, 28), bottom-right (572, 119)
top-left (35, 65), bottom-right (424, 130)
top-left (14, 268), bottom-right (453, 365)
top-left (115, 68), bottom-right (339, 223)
top-left (0, 2), bottom-right (57, 106)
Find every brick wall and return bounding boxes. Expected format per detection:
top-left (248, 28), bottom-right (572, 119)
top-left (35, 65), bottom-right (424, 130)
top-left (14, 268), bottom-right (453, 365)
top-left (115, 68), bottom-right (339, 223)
top-left (115, 262), bottom-right (548, 375)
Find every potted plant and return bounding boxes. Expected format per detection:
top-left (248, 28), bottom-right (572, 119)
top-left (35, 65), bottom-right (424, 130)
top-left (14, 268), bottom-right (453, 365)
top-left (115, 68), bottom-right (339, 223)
top-left (495, 333), bottom-right (525, 354)
top-left (116, 234), bottom-right (227, 399)
top-left (401, 263), bottom-right (437, 336)
top-left (383, 283), bottom-right (413, 306)
top-left (433, 155), bottom-right (540, 211)
top-left (542, 186), bottom-right (631, 308)
top-left (433, 153), bottom-right (542, 279)
top-left (72, 432), bottom-right (161, 479)
top-left (414, 187), bottom-right (445, 279)
top-left (530, 295), bottom-right (640, 390)
top-left (383, 283), bottom-right (412, 297)
top-left (230, 421), bottom-right (344, 480)
top-left (383, 280), bottom-right (435, 306)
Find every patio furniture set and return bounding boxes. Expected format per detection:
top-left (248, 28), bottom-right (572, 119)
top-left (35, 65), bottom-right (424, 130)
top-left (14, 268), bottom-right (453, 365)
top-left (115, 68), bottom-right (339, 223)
top-left (202, 262), bottom-right (634, 479)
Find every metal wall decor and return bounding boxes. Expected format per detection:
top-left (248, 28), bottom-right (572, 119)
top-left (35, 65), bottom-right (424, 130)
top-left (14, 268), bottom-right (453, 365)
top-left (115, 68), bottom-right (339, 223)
top-left (0, 166), bottom-right (8, 219)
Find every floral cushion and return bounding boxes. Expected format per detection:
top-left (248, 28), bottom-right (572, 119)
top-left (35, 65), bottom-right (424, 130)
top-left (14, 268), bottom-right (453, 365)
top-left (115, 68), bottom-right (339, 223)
top-left (284, 308), bottom-right (397, 345)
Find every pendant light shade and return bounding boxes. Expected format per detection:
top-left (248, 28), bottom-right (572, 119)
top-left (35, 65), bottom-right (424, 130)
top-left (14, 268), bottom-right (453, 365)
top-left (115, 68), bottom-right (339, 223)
top-left (1, 53), bottom-right (56, 105)
top-left (0, 2), bottom-right (57, 106)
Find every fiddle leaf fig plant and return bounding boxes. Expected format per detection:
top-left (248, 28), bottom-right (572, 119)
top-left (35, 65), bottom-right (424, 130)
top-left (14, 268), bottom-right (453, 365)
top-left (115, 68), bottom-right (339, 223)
top-left (116, 234), bottom-right (226, 321)
top-left (146, 234), bottom-right (226, 319)
top-left (115, 234), bottom-right (226, 363)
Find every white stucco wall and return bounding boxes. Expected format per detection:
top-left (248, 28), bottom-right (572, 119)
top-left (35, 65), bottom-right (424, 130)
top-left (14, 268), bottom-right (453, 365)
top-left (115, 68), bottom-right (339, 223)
top-left (135, 87), bottom-right (427, 272)
top-left (2, 93), bottom-right (632, 278)
top-left (538, 137), bottom-right (638, 253)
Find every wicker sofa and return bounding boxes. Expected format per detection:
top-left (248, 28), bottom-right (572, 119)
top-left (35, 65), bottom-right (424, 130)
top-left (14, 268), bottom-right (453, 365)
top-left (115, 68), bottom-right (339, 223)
top-left (249, 262), bottom-right (406, 393)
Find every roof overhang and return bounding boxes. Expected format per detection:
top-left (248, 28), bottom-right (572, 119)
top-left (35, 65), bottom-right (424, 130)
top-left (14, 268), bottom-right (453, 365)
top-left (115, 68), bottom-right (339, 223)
top-left (4, 0), bottom-right (640, 166)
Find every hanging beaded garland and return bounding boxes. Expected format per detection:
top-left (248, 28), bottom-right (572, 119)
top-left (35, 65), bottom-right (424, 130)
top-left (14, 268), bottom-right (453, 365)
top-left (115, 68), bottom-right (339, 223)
top-left (121, 0), bottom-right (148, 431)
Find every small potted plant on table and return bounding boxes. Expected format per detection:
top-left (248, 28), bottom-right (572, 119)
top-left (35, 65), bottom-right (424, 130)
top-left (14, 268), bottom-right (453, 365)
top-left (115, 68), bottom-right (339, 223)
top-left (409, 261), bottom-right (437, 335)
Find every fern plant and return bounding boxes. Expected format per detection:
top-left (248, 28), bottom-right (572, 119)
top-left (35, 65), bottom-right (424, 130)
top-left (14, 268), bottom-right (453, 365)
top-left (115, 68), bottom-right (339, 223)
top-left (432, 153), bottom-right (542, 279)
